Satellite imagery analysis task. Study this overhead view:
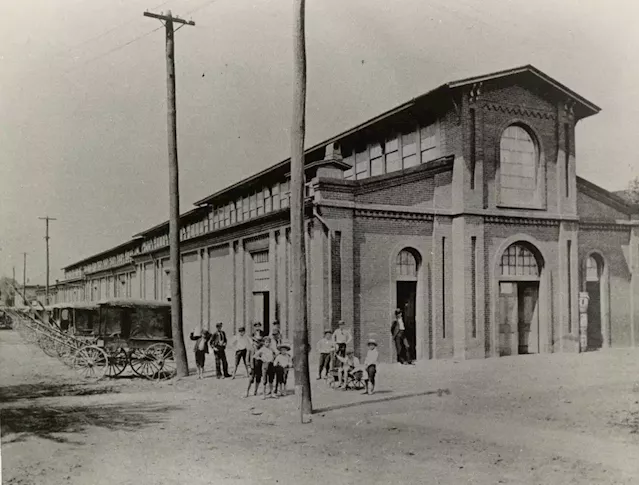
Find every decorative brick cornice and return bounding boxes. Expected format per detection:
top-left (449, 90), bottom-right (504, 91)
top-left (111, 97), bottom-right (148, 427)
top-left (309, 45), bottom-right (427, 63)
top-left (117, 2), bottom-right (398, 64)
top-left (482, 102), bottom-right (555, 120)
top-left (355, 208), bottom-right (435, 221)
top-left (484, 215), bottom-right (558, 226)
top-left (579, 220), bottom-right (636, 231)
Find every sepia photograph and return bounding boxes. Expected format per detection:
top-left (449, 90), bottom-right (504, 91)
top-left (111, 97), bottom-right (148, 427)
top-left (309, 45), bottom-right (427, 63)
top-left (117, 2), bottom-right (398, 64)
top-left (0, 0), bottom-right (638, 484)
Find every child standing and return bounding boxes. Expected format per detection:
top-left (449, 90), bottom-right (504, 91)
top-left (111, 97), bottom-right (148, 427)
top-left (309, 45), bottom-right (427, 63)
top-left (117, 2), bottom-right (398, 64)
top-left (363, 338), bottom-right (379, 395)
top-left (273, 342), bottom-right (293, 397)
top-left (316, 329), bottom-right (334, 380)
top-left (245, 338), bottom-right (264, 397)
top-left (231, 327), bottom-right (253, 379)
top-left (255, 336), bottom-right (276, 399)
top-left (189, 330), bottom-right (211, 379)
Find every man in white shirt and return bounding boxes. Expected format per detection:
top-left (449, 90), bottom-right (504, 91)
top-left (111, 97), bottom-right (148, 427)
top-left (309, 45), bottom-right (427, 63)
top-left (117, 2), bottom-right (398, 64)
top-left (332, 320), bottom-right (352, 358)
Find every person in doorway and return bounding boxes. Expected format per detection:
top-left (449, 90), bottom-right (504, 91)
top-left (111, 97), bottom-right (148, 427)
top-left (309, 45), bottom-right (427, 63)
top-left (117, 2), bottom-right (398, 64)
top-left (252, 322), bottom-right (264, 340)
top-left (332, 320), bottom-right (352, 358)
top-left (211, 322), bottom-right (232, 378)
top-left (391, 309), bottom-right (409, 364)
top-left (273, 342), bottom-right (292, 397)
top-left (189, 330), bottom-right (211, 379)
top-left (363, 338), bottom-right (379, 394)
top-left (270, 321), bottom-right (282, 347)
top-left (316, 329), bottom-right (334, 380)
top-left (231, 327), bottom-right (252, 379)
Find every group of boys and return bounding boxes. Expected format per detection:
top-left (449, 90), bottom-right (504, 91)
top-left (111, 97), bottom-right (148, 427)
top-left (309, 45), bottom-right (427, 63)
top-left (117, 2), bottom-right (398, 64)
top-left (316, 320), bottom-right (379, 395)
top-left (243, 322), bottom-right (293, 399)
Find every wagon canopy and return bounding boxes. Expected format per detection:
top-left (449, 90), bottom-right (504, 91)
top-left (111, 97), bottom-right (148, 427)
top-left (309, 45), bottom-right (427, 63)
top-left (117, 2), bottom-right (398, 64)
top-left (97, 299), bottom-right (171, 340)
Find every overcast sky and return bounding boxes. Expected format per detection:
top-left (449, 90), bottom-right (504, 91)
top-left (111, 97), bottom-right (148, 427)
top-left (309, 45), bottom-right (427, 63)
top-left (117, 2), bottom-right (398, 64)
top-left (0, 0), bottom-right (637, 284)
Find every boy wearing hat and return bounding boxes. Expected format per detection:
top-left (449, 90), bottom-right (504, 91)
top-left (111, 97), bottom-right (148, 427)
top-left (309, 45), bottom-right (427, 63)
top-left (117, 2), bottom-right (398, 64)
top-left (273, 342), bottom-right (292, 397)
top-left (316, 329), bottom-right (334, 380)
top-left (211, 322), bottom-right (232, 378)
top-left (254, 336), bottom-right (277, 398)
top-left (189, 329), bottom-right (211, 379)
top-left (363, 338), bottom-right (379, 394)
top-left (231, 327), bottom-right (253, 379)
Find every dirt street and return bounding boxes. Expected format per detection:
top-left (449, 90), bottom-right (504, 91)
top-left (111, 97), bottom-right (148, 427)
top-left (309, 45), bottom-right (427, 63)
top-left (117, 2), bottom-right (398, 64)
top-left (1, 329), bottom-right (637, 484)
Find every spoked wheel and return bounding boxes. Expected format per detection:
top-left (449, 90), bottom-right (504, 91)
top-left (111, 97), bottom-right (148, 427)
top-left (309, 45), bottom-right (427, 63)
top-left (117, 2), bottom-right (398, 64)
top-left (57, 342), bottom-right (78, 367)
top-left (106, 348), bottom-right (128, 378)
top-left (130, 348), bottom-right (160, 380)
top-left (147, 343), bottom-right (176, 380)
top-left (72, 345), bottom-right (109, 380)
top-left (38, 334), bottom-right (58, 358)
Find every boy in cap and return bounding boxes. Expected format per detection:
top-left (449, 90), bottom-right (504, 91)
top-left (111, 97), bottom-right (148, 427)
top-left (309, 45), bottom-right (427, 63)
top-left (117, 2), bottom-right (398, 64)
top-left (316, 329), bottom-right (334, 380)
top-left (363, 338), bottom-right (379, 395)
top-left (273, 341), bottom-right (292, 397)
top-left (245, 338), bottom-right (264, 397)
top-left (211, 322), bottom-right (231, 378)
top-left (254, 336), bottom-right (277, 398)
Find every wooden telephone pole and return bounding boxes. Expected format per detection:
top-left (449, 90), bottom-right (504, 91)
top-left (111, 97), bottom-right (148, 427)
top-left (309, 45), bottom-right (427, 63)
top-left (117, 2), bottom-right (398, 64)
top-left (143, 9), bottom-right (194, 378)
top-left (39, 216), bottom-right (56, 305)
top-left (291, 0), bottom-right (312, 421)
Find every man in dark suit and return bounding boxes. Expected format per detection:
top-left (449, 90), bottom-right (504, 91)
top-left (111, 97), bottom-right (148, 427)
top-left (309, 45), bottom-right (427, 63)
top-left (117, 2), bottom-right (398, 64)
top-left (390, 308), bottom-right (408, 364)
top-left (211, 322), bottom-right (232, 378)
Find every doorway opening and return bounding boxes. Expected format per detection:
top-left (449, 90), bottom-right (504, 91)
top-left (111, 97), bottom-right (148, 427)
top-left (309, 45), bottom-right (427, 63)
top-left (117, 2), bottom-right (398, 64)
top-left (396, 281), bottom-right (417, 361)
top-left (253, 291), bottom-right (270, 335)
top-left (584, 254), bottom-right (605, 350)
top-left (497, 242), bottom-right (543, 356)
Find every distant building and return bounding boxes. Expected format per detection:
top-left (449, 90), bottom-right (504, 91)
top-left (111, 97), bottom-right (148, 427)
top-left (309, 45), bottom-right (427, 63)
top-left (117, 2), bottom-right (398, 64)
top-left (19, 284), bottom-right (44, 307)
top-left (57, 65), bottom-right (638, 366)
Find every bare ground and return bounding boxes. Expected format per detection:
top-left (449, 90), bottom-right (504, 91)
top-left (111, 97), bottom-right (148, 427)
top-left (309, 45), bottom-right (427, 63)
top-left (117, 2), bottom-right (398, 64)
top-left (1, 329), bottom-right (637, 485)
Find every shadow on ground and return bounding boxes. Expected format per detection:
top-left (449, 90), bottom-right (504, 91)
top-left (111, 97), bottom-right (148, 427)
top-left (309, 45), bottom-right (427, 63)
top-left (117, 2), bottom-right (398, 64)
top-left (1, 401), bottom-right (181, 444)
top-left (314, 388), bottom-right (451, 414)
top-left (0, 382), bottom-right (119, 404)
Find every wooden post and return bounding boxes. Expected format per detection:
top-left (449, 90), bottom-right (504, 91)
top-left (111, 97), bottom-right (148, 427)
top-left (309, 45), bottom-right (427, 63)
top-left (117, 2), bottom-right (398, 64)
top-left (291, 0), bottom-right (312, 421)
top-left (39, 216), bottom-right (56, 305)
top-left (144, 9), bottom-right (195, 377)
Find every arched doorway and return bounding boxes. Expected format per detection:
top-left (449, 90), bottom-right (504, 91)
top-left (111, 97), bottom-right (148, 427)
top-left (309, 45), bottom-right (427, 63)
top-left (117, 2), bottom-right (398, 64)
top-left (395, 248), bottom-right (421, 361)
top-left (584, 253), bottom-right (608, 350)
top-left (497, 242), bottom-right (543, 356)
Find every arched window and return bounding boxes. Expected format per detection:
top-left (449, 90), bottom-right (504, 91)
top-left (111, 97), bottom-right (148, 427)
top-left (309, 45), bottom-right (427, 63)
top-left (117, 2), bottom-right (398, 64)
top-left (586, 256), bottom-right (600, 282)
top-left (396, 249), bottom-right (418, 278)
top-left (499, 125), bottom-right (540, 207)
top-left (500, 243), bottom-right (540, 277)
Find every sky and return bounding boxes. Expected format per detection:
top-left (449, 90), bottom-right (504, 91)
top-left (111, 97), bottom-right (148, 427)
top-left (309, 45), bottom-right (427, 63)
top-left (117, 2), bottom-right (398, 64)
top-left (0, 0), bottom-right (638, 285)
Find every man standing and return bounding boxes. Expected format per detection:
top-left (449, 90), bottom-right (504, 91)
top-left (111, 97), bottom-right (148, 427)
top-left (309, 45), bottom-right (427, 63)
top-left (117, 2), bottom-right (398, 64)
top-left (391, 309), bottom-right (408, 364)
top-left (332, 320), bottom-right (352, 358)
top-left (211, 322), bottom-right (232, 378)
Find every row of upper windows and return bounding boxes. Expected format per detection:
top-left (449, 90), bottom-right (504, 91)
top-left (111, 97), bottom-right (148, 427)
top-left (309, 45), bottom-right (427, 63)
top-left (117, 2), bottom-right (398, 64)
top-left (343, 122), bottom-right (440, 181)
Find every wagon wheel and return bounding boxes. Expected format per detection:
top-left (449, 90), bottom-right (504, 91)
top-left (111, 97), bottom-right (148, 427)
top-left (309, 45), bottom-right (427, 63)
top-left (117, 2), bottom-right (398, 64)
top-left (38, 334), bottom-right (58, 358)
top-left (147, 343), bottom-right (176, 380)
top-left (105, 348), bottom-right (128, 378)
top-left (57, 342), bottom-right (77, 367)
top-left (72, 345), bottom-right (109, 380)
top-left (129, 348), bottom-right (160, 380)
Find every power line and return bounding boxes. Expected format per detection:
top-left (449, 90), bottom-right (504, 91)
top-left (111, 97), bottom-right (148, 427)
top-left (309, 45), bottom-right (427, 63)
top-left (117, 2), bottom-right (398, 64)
top-left (64, 26), bottom-right (164, 74)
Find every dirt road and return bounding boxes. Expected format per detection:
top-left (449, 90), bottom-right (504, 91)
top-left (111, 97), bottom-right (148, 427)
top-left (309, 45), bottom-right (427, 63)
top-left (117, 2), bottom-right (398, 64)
top-left (1, 329), bottom-right (637, 484)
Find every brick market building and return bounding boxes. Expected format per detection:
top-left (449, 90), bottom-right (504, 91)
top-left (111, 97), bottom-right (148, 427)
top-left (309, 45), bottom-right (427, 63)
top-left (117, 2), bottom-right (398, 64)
top-left (58, 65), bottom-right (639, 366)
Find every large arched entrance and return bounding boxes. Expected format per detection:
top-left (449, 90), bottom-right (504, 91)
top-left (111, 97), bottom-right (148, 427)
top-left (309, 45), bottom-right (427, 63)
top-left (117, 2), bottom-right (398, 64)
top-left (395, 248), bottom-right (421, 361)
top-left (583, 253), bottom-right (609, 350)
top-left (497, 242), bottom-right (543, 356)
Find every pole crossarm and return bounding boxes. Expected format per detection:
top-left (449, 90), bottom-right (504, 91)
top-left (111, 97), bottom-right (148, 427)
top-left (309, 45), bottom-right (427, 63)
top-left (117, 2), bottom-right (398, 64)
top-left (143, 11), bottom-right (196, 26)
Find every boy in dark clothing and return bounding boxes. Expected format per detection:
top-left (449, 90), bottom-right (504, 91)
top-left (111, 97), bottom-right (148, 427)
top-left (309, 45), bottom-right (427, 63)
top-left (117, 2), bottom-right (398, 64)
top-left (211, 322), bottom-right (231, 378)
top-left (189, 330), bottom-right (211, 379)
top-left (246, 338), bottom-right (264, 397)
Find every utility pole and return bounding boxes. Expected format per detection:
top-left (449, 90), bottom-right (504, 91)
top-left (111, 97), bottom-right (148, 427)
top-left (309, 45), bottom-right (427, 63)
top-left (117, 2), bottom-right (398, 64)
top-left (290, 0), bottom-right (312, 421)
top-left (23, 252), bottom-right (27, 306)
top-left (143, 9), bottom-right (194, 378)
top-left (39, 216), bottom-right (56, 305)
